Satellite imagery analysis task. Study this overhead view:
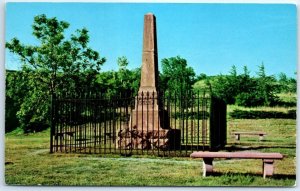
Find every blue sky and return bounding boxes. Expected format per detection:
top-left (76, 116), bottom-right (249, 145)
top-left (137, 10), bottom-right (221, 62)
top-left (5, 3), bottom-right (297, 77)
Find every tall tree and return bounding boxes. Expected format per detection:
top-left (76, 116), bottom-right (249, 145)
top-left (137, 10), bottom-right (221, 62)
top-left (256, 63), bottom-right (278, 106)
top-left (6, 14), bottom-right (106, 132)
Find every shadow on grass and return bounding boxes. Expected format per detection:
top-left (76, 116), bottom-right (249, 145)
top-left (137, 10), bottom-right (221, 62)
top-left (225, 145), bottom-right (296, 152)
top-left (272, 174), bottom-right (296, 180)
top-left (210, 172), bottom-right (296, 180)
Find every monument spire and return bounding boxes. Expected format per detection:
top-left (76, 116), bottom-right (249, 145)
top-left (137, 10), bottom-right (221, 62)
top-left (139, 13), bottom-right (159, 93)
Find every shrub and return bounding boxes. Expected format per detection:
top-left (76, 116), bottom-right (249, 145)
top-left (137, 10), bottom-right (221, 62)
top-left (229, 109), bottom-right (296, 119)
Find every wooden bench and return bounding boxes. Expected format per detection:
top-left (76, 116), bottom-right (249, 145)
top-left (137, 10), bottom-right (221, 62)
top-left (232, 131), bottom-right (267, 141)
top-left (190, 151), bottom-right (283, 178)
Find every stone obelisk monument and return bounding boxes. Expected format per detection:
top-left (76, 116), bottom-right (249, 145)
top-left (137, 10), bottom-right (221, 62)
top-left (131, 13), bottom-right (162, 130)
top-left (117, 13), bottom-right (180, 150)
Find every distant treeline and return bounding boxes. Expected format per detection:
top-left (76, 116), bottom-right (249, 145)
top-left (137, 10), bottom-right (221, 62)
top-left (194, 65), bottom-right (296, 107)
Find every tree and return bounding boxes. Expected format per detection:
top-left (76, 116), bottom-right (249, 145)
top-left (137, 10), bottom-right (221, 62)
top-left (160, 56), bottom-right (196, 95)
top-left (288, 77), bottom-right (297, 93)
top-left (117, 56), bottom-right (129, 71)
top-left (235, 64), bottom-right (279, 107)
top-left (195, 73), bottom-right (207, 81)
top-left (211, 64), bottom-right (279, 107)
top-left (229, 65), bottom-right (237, 77)
top-left (117, 57), bottom-right (141, 95)
top-left (116, 56), bottom-right (131, 94)
top-left (5, 70), bottom-right (27, 132)
top-left (211, 65), bottom-right (240, 104)
top-left (96, 57), bottom-right (141, 97)
top-left (6, 14), bottom-right (106, 132)
top-left (278, 72), bottom-right (297, 93)
top-left (256, 63), bottom-right (279, 106)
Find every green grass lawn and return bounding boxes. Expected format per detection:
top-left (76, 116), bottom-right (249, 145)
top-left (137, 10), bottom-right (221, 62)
top-left (5, 112), bottom-right (296, 186)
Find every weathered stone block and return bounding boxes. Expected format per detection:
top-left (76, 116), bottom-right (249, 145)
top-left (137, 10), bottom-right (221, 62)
top-left (117, 127), bottom-right (180, 150)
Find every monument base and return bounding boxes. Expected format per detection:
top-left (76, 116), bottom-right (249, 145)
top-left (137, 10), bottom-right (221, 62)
top-left (117, 126), bottom-right (180, 150)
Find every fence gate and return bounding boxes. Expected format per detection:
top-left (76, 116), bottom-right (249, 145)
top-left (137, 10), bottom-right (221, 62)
top-left (50, 91), bottom-right (226, 157)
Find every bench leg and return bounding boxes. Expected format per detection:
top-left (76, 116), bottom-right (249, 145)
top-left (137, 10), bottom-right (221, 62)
top-left (235, 134), bottom-right (240, 141)
top-left (259, 135), bottom-right (264, 141)
top-left (202, 158), bottom-right (213, 177)
top-left (263, 159), bottom-right (274, 179)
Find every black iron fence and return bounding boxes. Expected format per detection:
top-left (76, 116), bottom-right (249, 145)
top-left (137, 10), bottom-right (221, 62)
top-left (50, 91), bottom-right (226, 157)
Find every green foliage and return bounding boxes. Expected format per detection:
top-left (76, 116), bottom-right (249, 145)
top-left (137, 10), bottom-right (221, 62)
top-left (116, 56), bottom-right (140, 95)
top-left (209, 64), bottom-right (281, 107)
top-left (5, 101), bottom-right (19, 132)
top-left (117, 56), bottom-right (128, 70)
top-left (6, 70), bottom-right (29, 132)
top-left (160, 56), bottom-right (198, 110)
top-left (5, 96), bottom-right (20, 133)
top-left (160, 56), bottom-right (196, 95)
top-left (97, 56), bottom-right (140, 97)
top-left (277, 72), bottom-right (297, 93)
top-left (255, 63), bottom-right (279, 106)
top-left (235, 92), bottom-right (260, 107)
top-left (195, 73), bottom-right (207, 81)
top-left (210, 74), bottom-right (234, 104)
top-left (6, 14), bottom-right (106, 132)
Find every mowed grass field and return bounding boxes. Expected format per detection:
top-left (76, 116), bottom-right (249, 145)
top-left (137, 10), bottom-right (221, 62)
top-left (5, 106), bottom-right (296, 186)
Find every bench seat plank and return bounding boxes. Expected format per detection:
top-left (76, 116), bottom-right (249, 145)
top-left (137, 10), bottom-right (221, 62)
top-left (232, 131), bottom-right (266, 135)
top-left (190, 151), bottom-right (283, 159)
top-left (231, 131), bottom-right (267, 141)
